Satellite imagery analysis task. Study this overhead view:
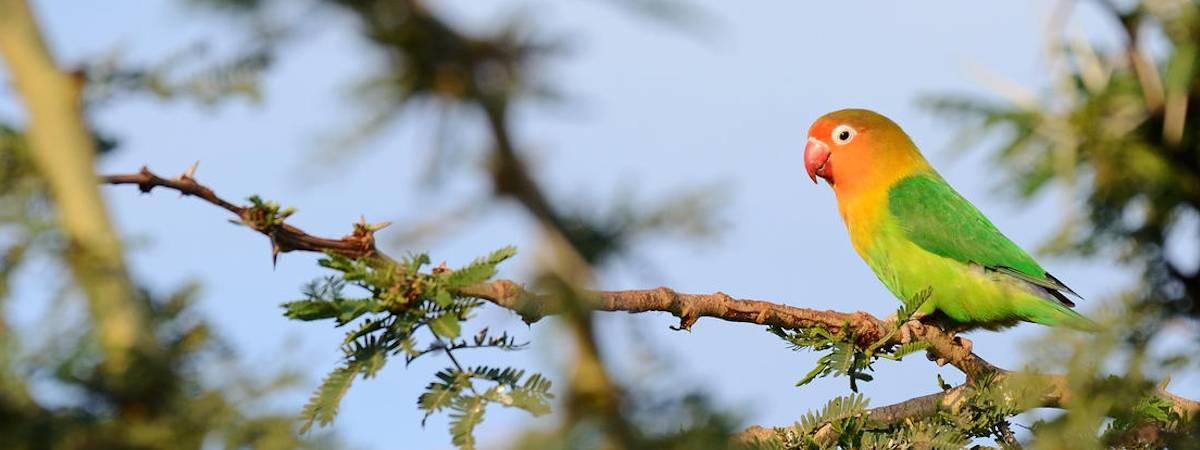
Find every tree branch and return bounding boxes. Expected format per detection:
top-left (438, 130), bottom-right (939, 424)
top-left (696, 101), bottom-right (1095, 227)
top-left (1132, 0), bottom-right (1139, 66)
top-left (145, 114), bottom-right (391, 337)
top-left (105, 165), bottom-right (991, 377)
top-left (100, 165), bottom-right (1200, 439)
top-left (1, 0), bottom-right (151, 373)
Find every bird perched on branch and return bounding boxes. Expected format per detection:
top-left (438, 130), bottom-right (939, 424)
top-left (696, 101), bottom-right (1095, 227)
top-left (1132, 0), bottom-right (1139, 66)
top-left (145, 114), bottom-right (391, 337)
top-left (803, 109), bottom-right (1096, 349)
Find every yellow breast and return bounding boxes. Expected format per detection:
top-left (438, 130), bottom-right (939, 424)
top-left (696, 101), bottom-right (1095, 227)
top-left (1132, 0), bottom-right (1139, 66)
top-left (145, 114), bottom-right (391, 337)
top-left (835, 186), bottom-right (889, 261)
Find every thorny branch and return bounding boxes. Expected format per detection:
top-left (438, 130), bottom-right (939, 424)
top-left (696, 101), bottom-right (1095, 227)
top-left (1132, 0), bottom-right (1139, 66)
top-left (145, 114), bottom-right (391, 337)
top-left (101, 165), bottom-right (1200, 441)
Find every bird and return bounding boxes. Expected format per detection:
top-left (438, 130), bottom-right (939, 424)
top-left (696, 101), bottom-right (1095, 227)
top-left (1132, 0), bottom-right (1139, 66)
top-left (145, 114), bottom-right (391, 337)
top-left (802, 108), bottom-right (1096, 350)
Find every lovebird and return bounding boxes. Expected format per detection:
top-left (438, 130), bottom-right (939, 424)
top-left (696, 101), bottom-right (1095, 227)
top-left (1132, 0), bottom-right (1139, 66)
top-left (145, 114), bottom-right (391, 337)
top-left (803, 109), bottom-right (1096, 342)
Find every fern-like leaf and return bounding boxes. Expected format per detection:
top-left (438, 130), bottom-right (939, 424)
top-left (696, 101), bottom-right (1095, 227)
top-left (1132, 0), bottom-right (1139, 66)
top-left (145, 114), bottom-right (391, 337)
top-left (444, 246), bottom-right (517, 289)
top-left (471, 366), bottom-right (525, 386)
top-left (795, 393), bottom-right (869, 436)
top-left (891, 341), bottom-right (931, 360)
top-left (449, 395), bottom-right (486, 450)
top-left (504, 373), bottom-right (554, 416)
top-left (429, 313), bottom-right (462, 339)
top-left (298, 360), bottom-right (364, 433)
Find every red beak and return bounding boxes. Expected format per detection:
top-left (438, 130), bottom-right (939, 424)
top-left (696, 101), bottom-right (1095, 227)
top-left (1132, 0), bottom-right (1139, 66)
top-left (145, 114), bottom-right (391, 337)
top-left (804, 137), bottom-right (832, 184)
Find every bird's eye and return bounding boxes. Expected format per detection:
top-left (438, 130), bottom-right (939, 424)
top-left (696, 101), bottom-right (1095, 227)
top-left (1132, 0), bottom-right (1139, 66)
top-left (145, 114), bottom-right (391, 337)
top-left (832, 125), bottom-right (856, 145)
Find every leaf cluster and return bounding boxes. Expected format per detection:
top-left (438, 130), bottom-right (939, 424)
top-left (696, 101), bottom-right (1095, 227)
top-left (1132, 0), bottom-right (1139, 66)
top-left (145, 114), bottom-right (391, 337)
top-left (769, 297), bottom-right (930, 392)
top-left (282, 246), bottom-right (551, 448)
top-left (0, 284), bottom-right (326, 450)
top-left (760, 374), bottom-right (1029, 450)
top-left (418, 367), bottom-right (553, 450)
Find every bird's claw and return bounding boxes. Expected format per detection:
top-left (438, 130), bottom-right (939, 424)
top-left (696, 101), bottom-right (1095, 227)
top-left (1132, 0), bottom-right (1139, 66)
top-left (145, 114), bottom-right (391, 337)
top-left (892, 311), bottom-right (929, 345)
top-left (897, 318), bottom-right (926, 344)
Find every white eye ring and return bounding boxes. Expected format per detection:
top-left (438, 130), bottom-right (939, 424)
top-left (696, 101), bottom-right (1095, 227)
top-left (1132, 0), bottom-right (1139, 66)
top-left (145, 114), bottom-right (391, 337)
top-left (831, 125), bottom-right (856, 145)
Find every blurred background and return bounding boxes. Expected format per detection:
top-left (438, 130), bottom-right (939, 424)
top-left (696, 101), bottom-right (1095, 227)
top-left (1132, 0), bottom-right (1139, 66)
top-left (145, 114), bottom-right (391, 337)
top-left (1, 0), bottom-right (1198, 449)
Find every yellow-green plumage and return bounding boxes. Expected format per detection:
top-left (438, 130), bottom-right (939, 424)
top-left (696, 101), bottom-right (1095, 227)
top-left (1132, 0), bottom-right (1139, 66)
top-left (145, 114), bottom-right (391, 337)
top-left (805, 109), bottom-right (1096, 331)
top-left (875, 173), bottom-right (1093, 330)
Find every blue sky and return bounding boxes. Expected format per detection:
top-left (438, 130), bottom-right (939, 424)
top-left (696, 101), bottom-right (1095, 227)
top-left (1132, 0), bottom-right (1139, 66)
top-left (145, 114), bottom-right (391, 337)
top-left (4, 1), bottom-right (1197, 449)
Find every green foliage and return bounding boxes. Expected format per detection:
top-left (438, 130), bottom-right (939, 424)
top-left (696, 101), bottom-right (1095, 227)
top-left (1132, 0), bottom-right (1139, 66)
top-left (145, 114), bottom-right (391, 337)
top-left (765, 375), bottom-right (1035, 449)
top-left (284, 246), bottom-right (548, 448)
top-left (767, 394), bottom-right (870, 449)
top-left (928, 377), bottom-right (1021, 445)
top-left (0, 284), bottom-right (331, 450)
top-left (923, 1), bottom-right (1200, 317)
top-left (857, 419), bottom-right (971, 450)
top-left (417, 366), bottom-right (554, 449)
top-left (298, 360), bottom-right (366, 433)
top-left (771, 293), bottom-right (931, 392)
top-left (795, 394), bottom-right (870, 437)
top-left (0, 126), bottom-right (40, 302)
top-left (10, 0), bottom-right (1196, 447)
top-left (444, 246), bottom-right (518, 288)
top-left (1100, 393), bottom-right (1194, 449)
top-left (924, 3), bottom-right (1200, 446)
top-left (889, 341), bottom-right (932, 360)
top-left (2, 107), bottom-right (321, 448)
top-left (243, 195), bottom-right (296, 230)
top-left (506, 390), bottom-right (742, 450)
top-left (1106, 395), bottom-right (1186, 439)
top-left (771, 325), bottom-right (875, 392)
top-left (85, 43), bottom-right (271, 105)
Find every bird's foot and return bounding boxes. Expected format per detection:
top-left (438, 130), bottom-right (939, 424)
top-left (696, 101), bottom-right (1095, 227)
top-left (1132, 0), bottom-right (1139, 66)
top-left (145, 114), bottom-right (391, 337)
top-left (883, 309), bottom-right (924, 325)
top-left (895, 312), bottom-right (929, 344)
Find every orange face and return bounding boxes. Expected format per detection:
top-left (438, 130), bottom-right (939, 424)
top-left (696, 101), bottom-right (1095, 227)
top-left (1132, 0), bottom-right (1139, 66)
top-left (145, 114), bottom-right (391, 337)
top-left (803, 109), bottom-right (929, 196)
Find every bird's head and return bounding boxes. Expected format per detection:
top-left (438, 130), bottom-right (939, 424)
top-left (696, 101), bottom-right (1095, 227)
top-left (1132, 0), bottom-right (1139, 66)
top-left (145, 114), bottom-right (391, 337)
top-left (803, 109), bottom-right (929, 193)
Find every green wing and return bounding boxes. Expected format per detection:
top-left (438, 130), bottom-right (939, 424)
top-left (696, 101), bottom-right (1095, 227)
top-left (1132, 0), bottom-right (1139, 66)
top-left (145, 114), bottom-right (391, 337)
top-left (886, 173), bottom-right (1079, 302)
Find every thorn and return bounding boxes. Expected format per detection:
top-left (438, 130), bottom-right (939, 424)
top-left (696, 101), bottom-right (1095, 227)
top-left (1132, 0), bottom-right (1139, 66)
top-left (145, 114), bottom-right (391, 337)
top-left (270, 236), bottom-right (280, 269)
top-left (369, 221), bottom-right (393, 232)
top-left (358, 215), bottom-right (367, 226)
top-left (670, 313), bottom-right (698, 331)
top-left (180, 160), bottom-right (200, 180)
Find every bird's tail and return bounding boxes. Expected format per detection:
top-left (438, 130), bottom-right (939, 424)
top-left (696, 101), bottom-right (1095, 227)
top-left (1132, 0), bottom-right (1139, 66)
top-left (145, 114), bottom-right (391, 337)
top-left (1021, 299), bottom-right (1100, 332)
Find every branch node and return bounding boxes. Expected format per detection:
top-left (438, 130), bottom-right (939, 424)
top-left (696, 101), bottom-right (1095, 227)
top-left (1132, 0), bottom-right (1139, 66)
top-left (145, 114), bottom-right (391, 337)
top-left (670, 313), bottom-right (699, 332)
top-left (136, 166), bottom-right (156, 193)
top-left (653, 286), bottom-right (677, 302)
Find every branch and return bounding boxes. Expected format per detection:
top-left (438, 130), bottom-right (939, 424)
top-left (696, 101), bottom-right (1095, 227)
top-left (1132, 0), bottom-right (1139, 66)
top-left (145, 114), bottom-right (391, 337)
top-left (105, 167), bottom-right (384, 260)
top-left (738, 371), bottom-right (1197, 447)
top-left (1, 0), bottom-right (151, 373)
top-left (734, 385), bottom-right (972, 448)
top-left (105, 165), bottom-right (991, 378)
top-left (100, 165), bottom-right (1200, 437)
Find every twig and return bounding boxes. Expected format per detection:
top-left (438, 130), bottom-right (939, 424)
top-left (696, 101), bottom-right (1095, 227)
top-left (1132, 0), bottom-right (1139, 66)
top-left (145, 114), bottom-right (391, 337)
top-left (995, 421), bottom-right (1023, 450)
